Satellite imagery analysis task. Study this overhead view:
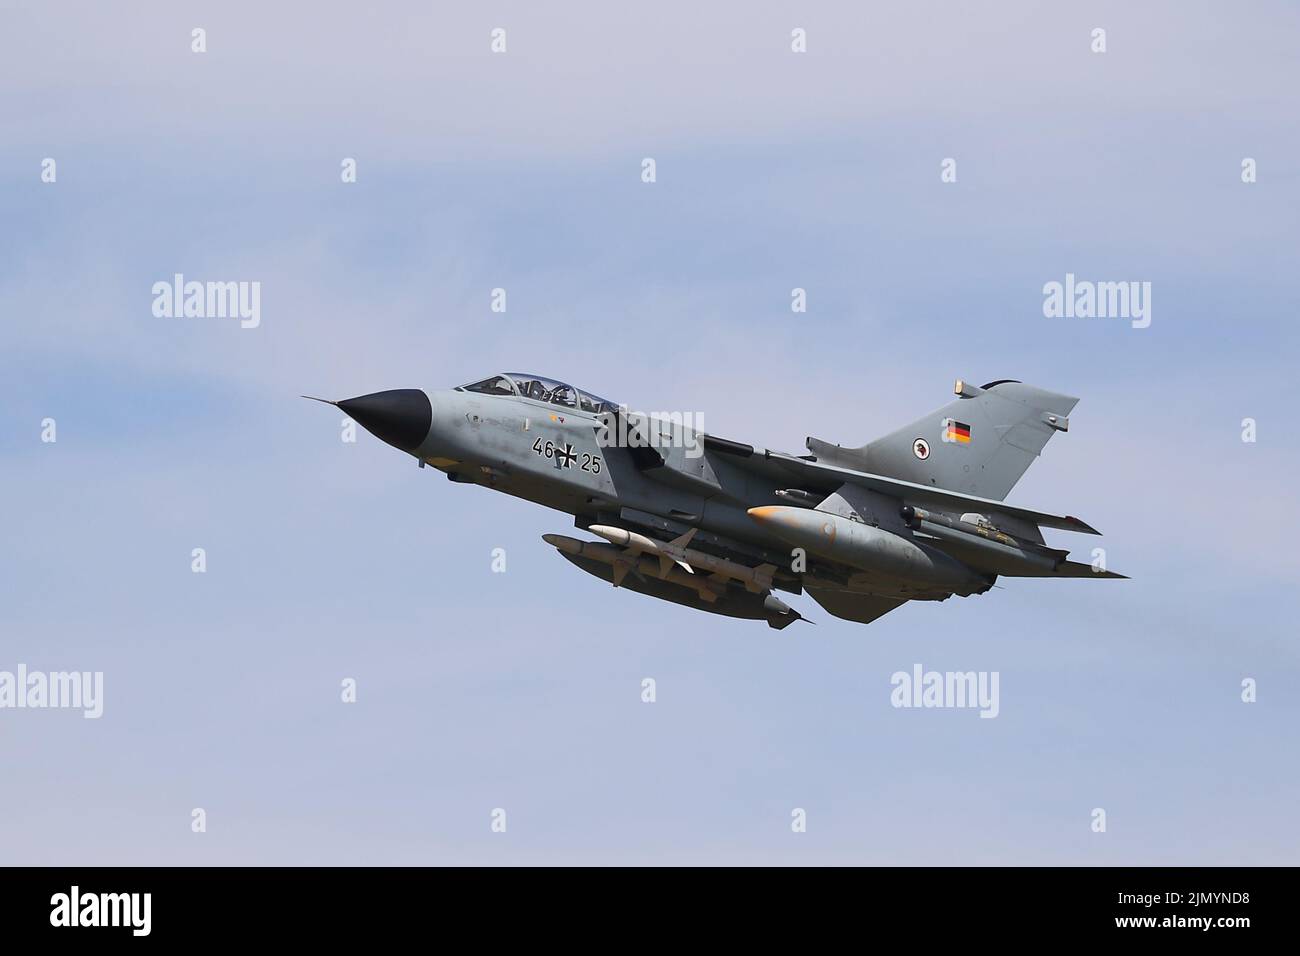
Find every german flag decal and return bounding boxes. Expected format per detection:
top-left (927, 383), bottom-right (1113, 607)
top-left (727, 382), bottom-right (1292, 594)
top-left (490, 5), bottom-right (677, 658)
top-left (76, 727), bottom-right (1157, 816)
top-left (945, 419), bottom-right (972, 444)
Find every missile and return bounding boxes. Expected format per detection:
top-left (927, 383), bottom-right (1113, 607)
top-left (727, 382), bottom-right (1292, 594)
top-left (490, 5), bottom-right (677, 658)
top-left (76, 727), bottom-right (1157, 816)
top-left (587, 524), bottom-right (777, 594)
top-left (544, 534), bottom-right (803, 628)
top-left (900, 507), bottom-right (1063, 574)
top-left (541, 533), bottom-right (726, 603)
top-left (774, 488), bottom-right (822, 508)
top-left (746, 506), bottom-right (989, 596)
top-left (542, 532), bottom-right (585, 556)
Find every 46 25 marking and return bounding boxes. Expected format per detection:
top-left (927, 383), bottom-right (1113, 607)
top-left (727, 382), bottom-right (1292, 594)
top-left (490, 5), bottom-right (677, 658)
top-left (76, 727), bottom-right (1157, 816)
top-left (532, 437), bottom-right (601, 473)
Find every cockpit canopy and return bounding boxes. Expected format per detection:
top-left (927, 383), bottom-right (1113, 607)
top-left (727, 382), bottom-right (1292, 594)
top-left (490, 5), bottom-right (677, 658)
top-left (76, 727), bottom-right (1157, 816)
top-left (458, 373), bottom-right (616, 414)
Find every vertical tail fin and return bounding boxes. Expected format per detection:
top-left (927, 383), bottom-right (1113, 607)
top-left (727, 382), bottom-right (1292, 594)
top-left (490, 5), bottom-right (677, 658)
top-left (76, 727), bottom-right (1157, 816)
top-left (807, 379), bottom-right (1078, 501)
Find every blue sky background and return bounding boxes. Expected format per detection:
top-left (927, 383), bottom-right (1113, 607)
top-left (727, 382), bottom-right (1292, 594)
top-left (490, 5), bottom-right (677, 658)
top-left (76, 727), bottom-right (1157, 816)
top-left (2, 1), bottom-right (1297, 864)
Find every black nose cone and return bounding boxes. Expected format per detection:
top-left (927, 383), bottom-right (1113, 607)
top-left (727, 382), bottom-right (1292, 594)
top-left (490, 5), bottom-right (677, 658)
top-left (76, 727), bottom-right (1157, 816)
top-left (338, 389), bottom-right (432, 453)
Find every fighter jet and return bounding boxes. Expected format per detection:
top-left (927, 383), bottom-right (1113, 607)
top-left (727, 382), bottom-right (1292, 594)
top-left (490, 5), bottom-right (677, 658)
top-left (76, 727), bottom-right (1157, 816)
top-left (307, 374), bottom-right (1123, 629)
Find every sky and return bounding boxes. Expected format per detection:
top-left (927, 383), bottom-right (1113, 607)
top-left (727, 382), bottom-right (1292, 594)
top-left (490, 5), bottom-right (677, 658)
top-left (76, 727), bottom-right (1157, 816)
top-left (2, 1), bottom-right (1298, 865)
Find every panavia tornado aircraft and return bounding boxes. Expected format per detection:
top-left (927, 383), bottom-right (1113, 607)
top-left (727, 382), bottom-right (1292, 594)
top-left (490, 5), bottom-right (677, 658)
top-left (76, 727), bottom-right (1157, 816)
top-left (307, 374), bottom-right (1123, 629)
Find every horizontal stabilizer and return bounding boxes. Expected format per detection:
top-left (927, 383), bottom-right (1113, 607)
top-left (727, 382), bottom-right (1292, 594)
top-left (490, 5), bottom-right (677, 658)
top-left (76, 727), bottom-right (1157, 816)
top-left (805, 588), bottom-right (907, 625)
top-left (765, 450), bottom-right (1103, 534)
top-left (1051, 560), bottom-right (1128, 579)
